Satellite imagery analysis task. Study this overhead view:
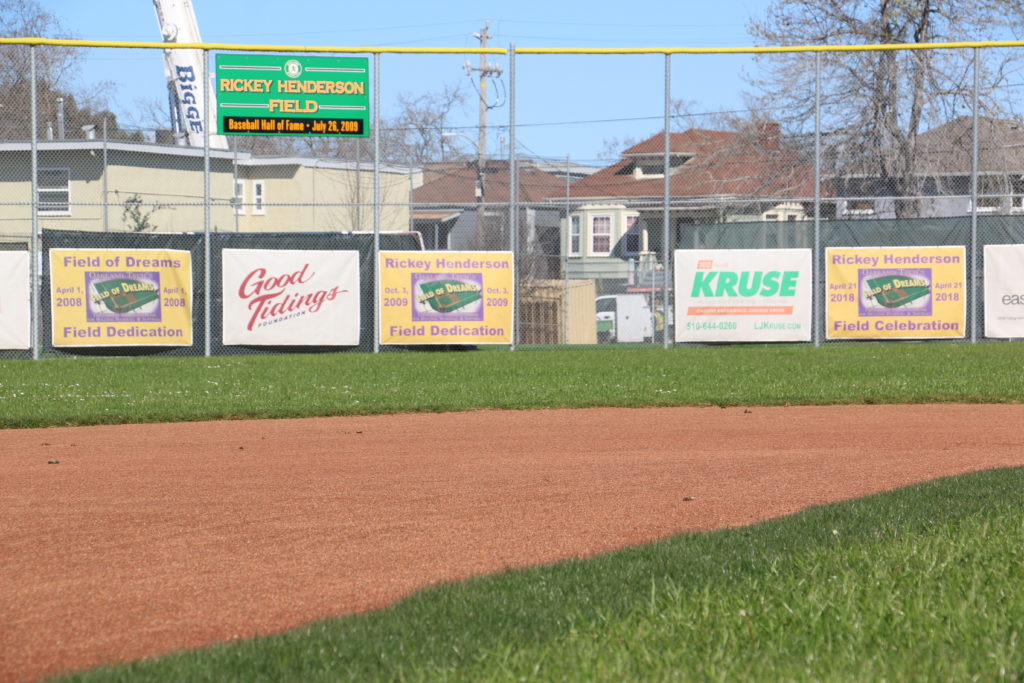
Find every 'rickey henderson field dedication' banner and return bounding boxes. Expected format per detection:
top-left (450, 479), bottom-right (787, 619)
top-left (826, 246), bottom-right (965, 340)
top-left (379, 251), bottom-right (514, 345)
top-left (222, 249), bottom-right (361, 345)
top-left (674, 248), bottom-right (812, 343)
top-left (50, 249), bottom-right (193, 347)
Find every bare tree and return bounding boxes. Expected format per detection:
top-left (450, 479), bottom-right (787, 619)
top-left (381, 84), bottom-right (466, 166)
top-left (0, 0), bottom-right (131, 141)
top-left (747, 0), bottom-right (1024, 217)
top-left (0, 0), bottom-right (76, 85)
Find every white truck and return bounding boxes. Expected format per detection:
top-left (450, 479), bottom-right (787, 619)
top-left (595, 294), bottom-right (654, 343)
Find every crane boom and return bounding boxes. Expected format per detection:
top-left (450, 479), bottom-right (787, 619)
top-left (152, 0), bottom-right (228, 149)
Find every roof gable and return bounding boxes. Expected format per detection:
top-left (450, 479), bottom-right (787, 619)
top-left (570, 126), bottom-right (812, 200)
top-left (413, 160), bottom-right (566, 203)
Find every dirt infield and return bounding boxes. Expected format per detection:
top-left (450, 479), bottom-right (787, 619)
top-left (3, 404), bottom-right (1024, 682)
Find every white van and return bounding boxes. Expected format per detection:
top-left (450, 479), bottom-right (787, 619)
top-left (595, 294), bottom-right (654, 343)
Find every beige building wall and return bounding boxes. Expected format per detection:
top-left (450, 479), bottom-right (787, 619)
top-left (0, 145), bottom-right (411, 241)
top-left (234, 162), bottom-right (410, 233)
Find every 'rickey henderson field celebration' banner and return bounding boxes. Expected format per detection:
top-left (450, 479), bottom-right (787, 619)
top-left (49, 249), bottom-right (193, 347)
top-left (826, 246), bottom-right (965, 340)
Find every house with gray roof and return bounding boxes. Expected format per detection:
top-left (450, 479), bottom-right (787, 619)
top-left (832, 116), bottom-right (1024, 219)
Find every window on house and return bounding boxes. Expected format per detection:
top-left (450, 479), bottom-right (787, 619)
top-left (972, 176), bottom-right (1004, 212)
top-left (843, 199), bottom-right (875, 215)
top-left (569, 215), bottom-right (581, 255)
top-left (764, 213), bottom-right (779, 221)
top-left (591, 215), bottom-right (612, 255)
top-left (624, 215), bottom-right (642, 254)
top-left (233, 180), bottom-right (245, 215)
top-left (37, 168), bottom-right (70, 215)
top-left (253, 181), bottom-right (266, 215)
top-left (970, 197), bottom-right (1001, 212)
top-left (1012, 177), bottom-right (1024, 211)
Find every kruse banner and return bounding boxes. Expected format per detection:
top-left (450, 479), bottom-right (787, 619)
top-left (674, 248), bottom-right (812, 343)
top-left (222, 249), bottom-right (361, 346)
top-left (826, 246), bottom-right (965, 340)
top-left (49, 249), bottom-right (193, 347)
top-left (983, 244), bottom-right (1024, 339)
top-left (0, 251), bottom-right (30, 350)
top-left (378, 251), bottom-right (514, 345)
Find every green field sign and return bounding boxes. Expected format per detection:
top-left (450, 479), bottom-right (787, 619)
top-left (215, 54), bottom-right (369, 137)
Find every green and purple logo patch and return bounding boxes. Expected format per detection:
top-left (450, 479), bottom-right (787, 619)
top-left (859, 269), bottom-right (932, 316)
top-left (412, 273), bottom-right (483, 321)
top-left (86, 272), bottom-right (161, 322)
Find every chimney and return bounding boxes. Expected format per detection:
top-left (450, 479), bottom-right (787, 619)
top-left (56, 97), bottom-right (65, 139)
top-left (758, 122), bottom-right (780, 151)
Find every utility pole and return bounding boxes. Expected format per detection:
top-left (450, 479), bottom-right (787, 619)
top-left (465, 21), bottom-right (503, 247)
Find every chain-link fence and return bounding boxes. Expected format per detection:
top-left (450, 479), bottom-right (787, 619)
top-left (3, 39), bottom-right (1024, 359)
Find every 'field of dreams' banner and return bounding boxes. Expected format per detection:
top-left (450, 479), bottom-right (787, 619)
top-left (49, 249), bottom-right (193, 347)
top-left (826, 246), bottom-right (965, 340)
top-left (221, 249), bottom-right (361, 345)
top-left (0, 251), bottom-right (30, 349)
top-left (378, 251), bottom-right (513, 345)
top-left (674, 249), bottom-right (812, 342)
top-left (984, 244), bottom-right (1024, 338)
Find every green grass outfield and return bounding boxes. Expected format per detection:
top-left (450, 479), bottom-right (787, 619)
top-left (2, 342), bottom-right (1023, 429)
top-left (56, 468), bottom-right (1024, 682)
top-left (2, 343), bottom-right (1020, 681)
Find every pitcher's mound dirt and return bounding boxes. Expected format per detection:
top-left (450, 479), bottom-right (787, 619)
top-left (3, 404), bottom-right (1024, 682)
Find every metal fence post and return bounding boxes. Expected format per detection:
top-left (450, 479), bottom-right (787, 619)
top-left (373, 52), bottom-right (381, 354)
top-left (102, 118), bottom-right (109, 232)
top-left (970, 47), bottom-right (980, 344)
top-left (813, 51), bottom-right (822, 347)
top-left (510, 44), bottom-right (518, 351)
top-left (30, 45), bottom-right (40, 361)
top-left (662, 52), bottom-right (671, 349)
top-left (203, 48), bottom-right (212, 358)
top-left (563, 154), bottom-right (570, 345)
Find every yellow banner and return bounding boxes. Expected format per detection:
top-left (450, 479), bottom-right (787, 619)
top-left (379, 251), bottom-right (513, 344)
top-left (50, 249), bottom-right (193, 347)
top-left (825, 246), bottom-right (965, 339)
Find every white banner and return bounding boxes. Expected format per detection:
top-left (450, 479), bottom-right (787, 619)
top-left (675, 248), bottom-right (812, 342)
top-left (222, 249), bottom-right (361, 346)
top-left (984, 244), bottom-right (1024, 339)
top-left (0, 251), bottom-right (30, 349)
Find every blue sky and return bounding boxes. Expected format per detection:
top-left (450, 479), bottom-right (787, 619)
top-left (43, 0), bottom-right (776, 163)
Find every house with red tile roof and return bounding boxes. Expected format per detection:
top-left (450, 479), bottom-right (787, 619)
top-left (411, 159), bottom-right (567, 262)
top-left (561, 124), bottom-right (815, 289)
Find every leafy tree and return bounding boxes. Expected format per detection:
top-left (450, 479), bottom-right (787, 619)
top-left (747, 0), bottom-right (1024, 217)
